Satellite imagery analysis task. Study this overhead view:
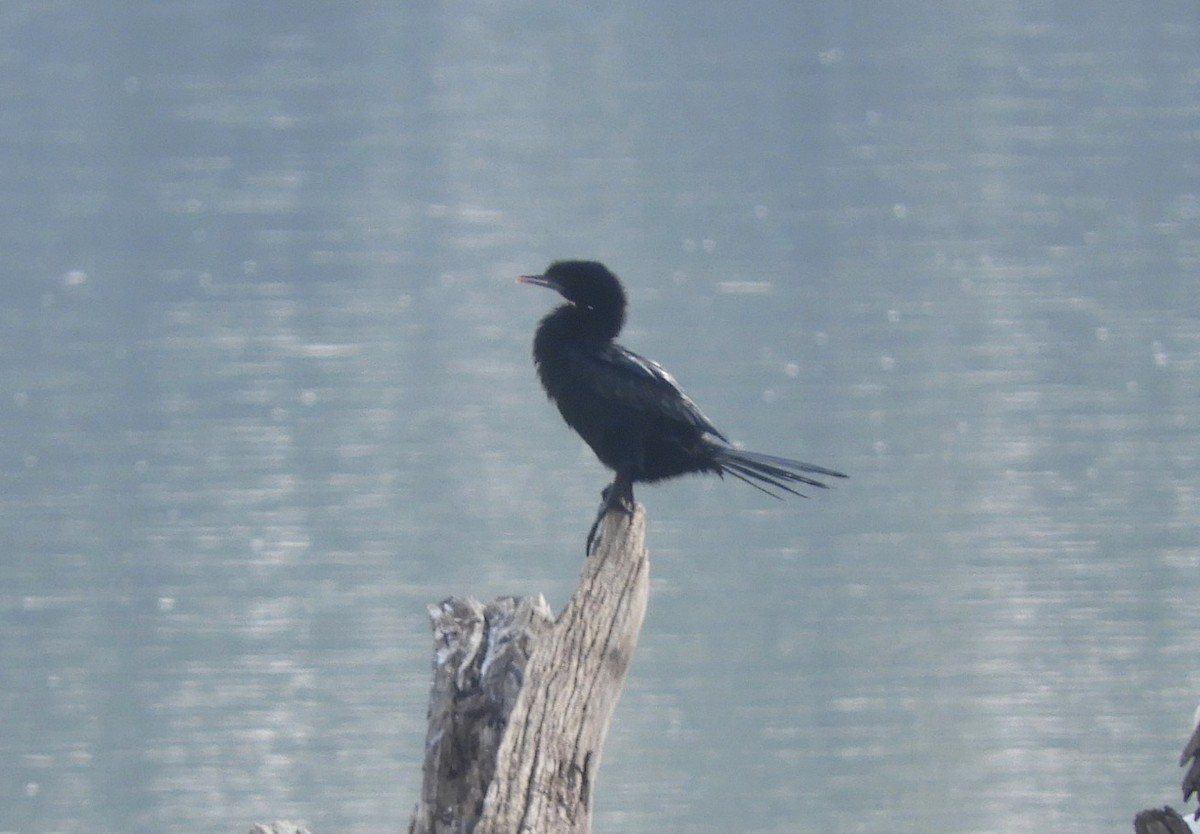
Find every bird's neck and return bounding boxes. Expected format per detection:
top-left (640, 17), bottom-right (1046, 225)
top-left (536, 302), bottom-right (624, 347)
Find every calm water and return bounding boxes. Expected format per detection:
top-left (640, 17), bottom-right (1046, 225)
top-left (3, 4), bottom-right (1200, 833)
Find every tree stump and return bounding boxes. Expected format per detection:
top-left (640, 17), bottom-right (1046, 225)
top-left (409, 504), bottom-right (649, 834)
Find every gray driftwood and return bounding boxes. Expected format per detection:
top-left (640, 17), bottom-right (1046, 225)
top-left (409, 504), bottom-right (649, 834)
top-left (247, 823), bottom-right (312, 834)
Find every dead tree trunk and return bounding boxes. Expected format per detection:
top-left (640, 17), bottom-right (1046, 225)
top-left (410, 504), bottom-right (649, 834)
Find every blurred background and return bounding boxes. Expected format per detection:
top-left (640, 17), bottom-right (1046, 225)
top-left (2, 2), bottom-right (1199, 832)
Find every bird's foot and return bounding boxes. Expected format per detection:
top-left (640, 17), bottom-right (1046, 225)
top-left (585, 514), bottom-right (602, 556)
top-left (600, 480), bottom-right (635, 514)
top-left (586, 478), bottom-right (635, 555)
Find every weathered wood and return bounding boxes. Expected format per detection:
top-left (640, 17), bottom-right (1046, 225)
top-left (409, 594), bottom-right (555, 834)
top-left (247, 823), bottom-right (312, 834)
top-left (409, 504), bottom-right (649, 834)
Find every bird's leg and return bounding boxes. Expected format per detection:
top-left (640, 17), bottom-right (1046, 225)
top-left (585, 474), bottom-right (635, 555)
top-left (607, 473), bottom-right (635, 512)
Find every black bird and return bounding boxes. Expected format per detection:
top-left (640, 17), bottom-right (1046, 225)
top-left (519, 260), bottom-right (845, 550)
top-left (1181, 702), bottom-right (1200, 820)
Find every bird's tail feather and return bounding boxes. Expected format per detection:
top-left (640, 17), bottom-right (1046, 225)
top-left (710, 446), bottom-right (847, 499)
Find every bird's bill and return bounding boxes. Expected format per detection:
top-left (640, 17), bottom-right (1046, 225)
top-left (517, 274), bottom-right (558, 290)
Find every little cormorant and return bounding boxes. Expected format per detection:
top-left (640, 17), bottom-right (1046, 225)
top-left (519, 260), bottom-right (845, 550)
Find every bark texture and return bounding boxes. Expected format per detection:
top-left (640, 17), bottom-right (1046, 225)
top-left (410, 504), bottom-right (648, 834)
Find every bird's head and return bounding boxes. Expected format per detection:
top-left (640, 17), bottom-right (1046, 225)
top-left (518, 260), bottom-right (627, 316)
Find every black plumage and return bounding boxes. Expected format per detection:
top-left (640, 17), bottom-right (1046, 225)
top-left (519, 260), bottom-right (845, 548)
top-left (1181, 706), bottom-right (1200, 820)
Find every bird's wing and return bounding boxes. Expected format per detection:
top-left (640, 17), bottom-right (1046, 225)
top-left (573, 342), bottom-right (729, 441)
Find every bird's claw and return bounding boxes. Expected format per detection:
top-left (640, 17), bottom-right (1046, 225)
top-left (586, 479), bottom-right (635, 555)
